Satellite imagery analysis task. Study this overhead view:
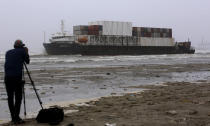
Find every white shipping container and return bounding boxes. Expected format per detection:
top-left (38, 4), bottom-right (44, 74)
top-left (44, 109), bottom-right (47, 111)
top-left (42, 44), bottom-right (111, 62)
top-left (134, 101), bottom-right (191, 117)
top-left (118, 22), bottom-right (123, 35)
top-left (88, 21), bottom-right (132, 36)
top-left (139, 37), bottom-right (175, 46)
top-left (122, 22), bottom-right (127, 36)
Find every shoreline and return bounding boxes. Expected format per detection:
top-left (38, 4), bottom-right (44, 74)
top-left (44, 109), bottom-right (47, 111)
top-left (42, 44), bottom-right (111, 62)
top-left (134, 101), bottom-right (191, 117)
top-left (2, 81), bottom-right (210, 126)
top-left (0, 89), bottom-right (145, 125)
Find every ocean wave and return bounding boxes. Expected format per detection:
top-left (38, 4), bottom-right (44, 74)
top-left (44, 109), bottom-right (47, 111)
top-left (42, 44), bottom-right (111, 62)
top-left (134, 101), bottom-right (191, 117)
top-left (1, 53), bottom-right (210, 67)
top-left (28, 53), bottom-right (210, 64)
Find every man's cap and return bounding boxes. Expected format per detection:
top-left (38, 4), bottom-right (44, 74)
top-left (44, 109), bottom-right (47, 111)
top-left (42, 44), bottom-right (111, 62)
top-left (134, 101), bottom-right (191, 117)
top-left (14, 40), bottom-right (25, 48)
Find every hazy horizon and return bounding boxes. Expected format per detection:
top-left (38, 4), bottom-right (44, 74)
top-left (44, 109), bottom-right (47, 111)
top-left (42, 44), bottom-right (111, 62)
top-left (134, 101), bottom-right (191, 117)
top-left (0, 0), bottom-right (209, 54)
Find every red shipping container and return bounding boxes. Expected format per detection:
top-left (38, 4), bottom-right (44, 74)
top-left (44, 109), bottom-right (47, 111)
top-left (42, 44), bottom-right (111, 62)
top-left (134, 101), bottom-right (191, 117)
top-left (147, 33), bottom-right (152, 37)
top-left (157, 28), bottom-right (160, 32)
top-left (169, 29), bottom-right (172, 34)
top-left (169, 32), bottom-right (172, 37)
top-left (160, 33), bottom-right (163, 38)
top-left (88, 30), bottom-right (99, 35)
top-left (151, 28), bottom-right (154, 33)
top-left (133, 27), bottom-right (137, 31)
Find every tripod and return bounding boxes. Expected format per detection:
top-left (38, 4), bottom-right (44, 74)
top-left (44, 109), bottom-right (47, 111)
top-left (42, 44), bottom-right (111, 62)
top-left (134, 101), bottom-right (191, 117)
top-left (22, 70), bottom-right (26, 117)
top-left (22, 63), bottom-right (43, 116)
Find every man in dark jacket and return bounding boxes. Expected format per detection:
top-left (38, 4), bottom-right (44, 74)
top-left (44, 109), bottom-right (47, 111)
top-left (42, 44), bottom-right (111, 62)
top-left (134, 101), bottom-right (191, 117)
top-left (4, 40), bottom-right (30, 124)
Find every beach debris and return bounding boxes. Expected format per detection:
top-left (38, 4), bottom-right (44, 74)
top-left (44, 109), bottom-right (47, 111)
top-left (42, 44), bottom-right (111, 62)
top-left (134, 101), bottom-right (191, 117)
top-left (106, 73), bottom-right (111, 75)
top-left (197, 80), bottom-right (207, 82)
top-left (64, 110), bottom-right (79, 115)
top-left (67, 123), bottom-right (74, 126)
top-left (147, 101), bottom-right (154, 105)
top-left (1, 98), bottom-right (7, 101)
top-left (72, 87), bottom-right (79, 89)
top-left (192, 100), bottom-right (199, 104)
top-left (0, 93), bottom-right (6, 95)
top-left (188, 110), bottom-right (198, 115)
top-left (126, 94), bottom-right (137, 101)
top-left (41, 92), bottom-right (46, 95)
top-left (49, 105), bottom-right (61, 108)
top-left (0, 120), bottom-right (5, 123)
top-left (111, 93), bottom-right (117, 95)
top-left (94, 108), bottom-right (102, 112)
top-left (40, 69), bottom-right (46, 72)
top-left (100, 87), bottom-right (107, 89)
top-left (105, 123), bottom-right (116, 126)
top-left (156, 75), bottom-right (160, 77)
top-left (166, 110), bottom-right (177, 116)
top-left (75, 103), bottom-right (90, 107)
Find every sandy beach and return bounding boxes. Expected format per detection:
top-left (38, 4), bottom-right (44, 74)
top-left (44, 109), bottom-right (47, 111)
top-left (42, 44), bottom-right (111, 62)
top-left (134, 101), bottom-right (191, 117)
top-left (2, 81), bottom-right (210, 126)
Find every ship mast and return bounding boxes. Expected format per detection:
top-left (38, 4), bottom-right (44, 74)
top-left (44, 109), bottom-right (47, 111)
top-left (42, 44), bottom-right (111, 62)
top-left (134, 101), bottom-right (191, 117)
top-left (44, 31), bottom-right (46, 43)
top-left (61, 20), bottom-right (65, 36)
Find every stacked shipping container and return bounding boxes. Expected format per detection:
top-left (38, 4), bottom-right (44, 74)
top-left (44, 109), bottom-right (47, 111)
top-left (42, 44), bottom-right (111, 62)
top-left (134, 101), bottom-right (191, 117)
top-left (74, 22), bottom-right (172, 38)
top-left (88, 25), bottom-right (103, 35)
top-left (73, 25), bottom-right (88, 35)
top-left (76, 35), bottom-right (138, 46)
top-left (132, 27), bottom-right (172, 38)
top-left (138, 37), bottom-right (175, 46)
top-left (76, 35), bottom-right (175, 47)
top-left (88, 21), bottom-right (132, 36)
top-left (73, 25), bottom-right (103, 36)
top-left (73, 21), bottom-right (175, 47)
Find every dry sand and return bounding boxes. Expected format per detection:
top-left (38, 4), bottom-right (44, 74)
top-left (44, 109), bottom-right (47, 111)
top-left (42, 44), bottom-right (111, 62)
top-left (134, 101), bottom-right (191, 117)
top-left (2, 81), bottom-right (210, 126)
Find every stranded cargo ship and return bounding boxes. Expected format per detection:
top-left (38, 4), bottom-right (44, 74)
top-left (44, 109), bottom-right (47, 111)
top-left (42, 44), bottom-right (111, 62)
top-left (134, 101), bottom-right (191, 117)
top-left (43, 21), bottom-right (195, 55)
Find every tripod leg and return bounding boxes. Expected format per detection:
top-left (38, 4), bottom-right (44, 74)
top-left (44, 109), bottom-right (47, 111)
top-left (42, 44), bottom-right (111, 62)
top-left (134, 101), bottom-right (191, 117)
top-left (24, 63), bottom-right (43, 109)
top-left (22, 85), bottom-right (27, 117)
top-left (22, 67), bottom-right (27, 117)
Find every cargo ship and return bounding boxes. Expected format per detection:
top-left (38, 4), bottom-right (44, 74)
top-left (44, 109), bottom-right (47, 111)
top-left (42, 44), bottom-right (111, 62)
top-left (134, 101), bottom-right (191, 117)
top-left (43, 21), bottom-right (195, 55)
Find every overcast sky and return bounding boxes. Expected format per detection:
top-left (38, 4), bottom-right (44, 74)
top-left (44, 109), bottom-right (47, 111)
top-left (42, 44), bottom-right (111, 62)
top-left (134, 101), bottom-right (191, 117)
top-left (0, 0), bottom-right (209, 54)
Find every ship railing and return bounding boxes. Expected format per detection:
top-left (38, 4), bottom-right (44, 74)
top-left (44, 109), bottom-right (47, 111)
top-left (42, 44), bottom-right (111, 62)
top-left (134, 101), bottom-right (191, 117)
top-left (51, 41), bottom-right (75, 44)
top-left (50, 38), bottom-right (75, 42)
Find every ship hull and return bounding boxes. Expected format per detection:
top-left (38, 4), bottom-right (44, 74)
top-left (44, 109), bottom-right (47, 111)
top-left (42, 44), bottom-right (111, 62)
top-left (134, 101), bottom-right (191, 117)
top-left (43, 43), bottom-right (195, 55)
top-left (43, 43), bottom-right (82, 55)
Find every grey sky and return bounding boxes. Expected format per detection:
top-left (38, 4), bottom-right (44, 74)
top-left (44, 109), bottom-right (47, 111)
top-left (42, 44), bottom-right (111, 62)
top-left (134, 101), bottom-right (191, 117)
top-left (0, 0), bottom-right (209, 54)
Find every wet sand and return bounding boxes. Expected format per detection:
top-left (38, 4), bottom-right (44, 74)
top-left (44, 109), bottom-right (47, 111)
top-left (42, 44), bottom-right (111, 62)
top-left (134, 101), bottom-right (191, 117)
top-left (2, 81), bottom-right (210, 126)
top-left (1, 61), bottom-right (210, 125)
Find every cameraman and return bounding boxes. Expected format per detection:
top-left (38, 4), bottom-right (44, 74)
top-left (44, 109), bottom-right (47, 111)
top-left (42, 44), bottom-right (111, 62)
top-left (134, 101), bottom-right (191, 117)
top-left (4, 39), bottom-right (30, 124)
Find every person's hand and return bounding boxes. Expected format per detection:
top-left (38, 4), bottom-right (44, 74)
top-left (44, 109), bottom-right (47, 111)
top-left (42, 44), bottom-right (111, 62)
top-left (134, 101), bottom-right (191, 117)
top-left (24, 47), bottom-right (29, 54)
